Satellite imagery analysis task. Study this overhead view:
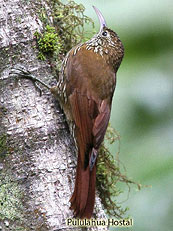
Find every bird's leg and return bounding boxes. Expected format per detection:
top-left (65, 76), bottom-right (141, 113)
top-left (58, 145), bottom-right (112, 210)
top-left (9, 66), bottom-right (52, 96)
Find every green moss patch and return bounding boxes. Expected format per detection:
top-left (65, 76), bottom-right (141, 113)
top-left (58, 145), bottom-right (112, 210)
top-left (34, 25), bottom-right (62, 60)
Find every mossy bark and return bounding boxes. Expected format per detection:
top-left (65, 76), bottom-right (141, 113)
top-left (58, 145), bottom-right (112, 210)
top-left (0, 0), bottom-right (107, 230)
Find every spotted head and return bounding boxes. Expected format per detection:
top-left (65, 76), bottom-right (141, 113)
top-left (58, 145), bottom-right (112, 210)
top-left (90, 6), bottom-right (124, 70)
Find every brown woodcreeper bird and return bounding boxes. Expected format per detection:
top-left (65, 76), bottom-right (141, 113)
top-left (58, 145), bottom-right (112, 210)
top-left (51, 6), bottom-right (124, 218)
top-left (11, 6), bottom-right (124, 219)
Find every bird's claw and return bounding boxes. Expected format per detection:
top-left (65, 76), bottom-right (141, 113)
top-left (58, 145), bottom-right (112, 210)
top-left (9, 67), bottom-right (43, 96)
top-left (9, 67), bottom-right (31, 78)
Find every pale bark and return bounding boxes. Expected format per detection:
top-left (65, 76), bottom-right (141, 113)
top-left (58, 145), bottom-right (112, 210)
top-left (0, 0), bottom-right (107, 230)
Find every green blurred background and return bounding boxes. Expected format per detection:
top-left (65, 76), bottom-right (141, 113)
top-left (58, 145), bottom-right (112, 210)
top-left (75, 0), bottom-right (173, 230)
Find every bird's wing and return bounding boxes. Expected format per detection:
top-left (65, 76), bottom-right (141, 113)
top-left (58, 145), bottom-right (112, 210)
top-left (69, 89), bottom-right (99, 168)
top-left (69, 88), bottom-right (111, 168)
top-left (93, 100), bottom-right (110, 149)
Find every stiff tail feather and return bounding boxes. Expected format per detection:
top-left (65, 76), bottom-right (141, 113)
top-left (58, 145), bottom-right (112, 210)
top-left (70, 152), bottom-right (96, 219)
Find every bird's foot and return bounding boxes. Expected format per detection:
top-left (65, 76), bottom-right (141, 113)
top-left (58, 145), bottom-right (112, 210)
top-left (9, 66), bottom-right (51, 96)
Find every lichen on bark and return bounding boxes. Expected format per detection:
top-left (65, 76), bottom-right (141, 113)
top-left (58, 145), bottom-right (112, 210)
top-left (0, 172), bottom-right (23, 221)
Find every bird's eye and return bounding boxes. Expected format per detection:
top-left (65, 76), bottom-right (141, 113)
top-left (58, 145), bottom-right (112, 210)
top-left (102, 31), bottom-right (107, 36)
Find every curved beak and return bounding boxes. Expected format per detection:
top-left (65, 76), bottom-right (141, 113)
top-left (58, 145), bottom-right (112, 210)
top-left (93, 6), bottom-right (107, 32)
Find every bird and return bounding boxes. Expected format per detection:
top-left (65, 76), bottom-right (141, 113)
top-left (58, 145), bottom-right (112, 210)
top-left (10, 5), bottom-right (124, 219)
top-left (50, 6), bottom-right (124, 219)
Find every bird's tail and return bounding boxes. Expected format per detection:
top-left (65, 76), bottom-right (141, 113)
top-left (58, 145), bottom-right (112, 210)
top-left (70, 152), bottom-right (96, 219)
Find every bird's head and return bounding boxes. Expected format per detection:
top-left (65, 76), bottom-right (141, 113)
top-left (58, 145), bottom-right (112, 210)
top-left (91, 6), bottom-right (124, 70)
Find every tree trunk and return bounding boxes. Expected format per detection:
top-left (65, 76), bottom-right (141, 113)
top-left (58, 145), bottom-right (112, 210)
top-left (0, 0), bottom-right (107, 230)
